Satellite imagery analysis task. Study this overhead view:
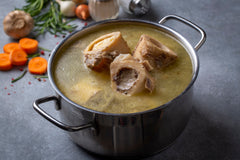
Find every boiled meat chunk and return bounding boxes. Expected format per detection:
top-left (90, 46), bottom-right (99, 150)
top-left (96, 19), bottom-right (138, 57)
top-left (133, 34), bottom-right (177, 70)
top-left (110, 54), bottom-right (155, 96)
top-left (84, 32), bottom-right (131, 72)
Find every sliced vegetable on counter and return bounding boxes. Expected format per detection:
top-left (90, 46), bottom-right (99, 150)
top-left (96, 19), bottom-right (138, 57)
top-left (28, 57), bottom-right (48, 75)
top-left (9, 48), bottom-right (28, 66)
top-left (3, 10), bottom-right (34, 39)
top-left (19, 38), bottom-right (38, 54)
top-left (75, 4), bottom-right (90, 20)
top-left (0, 53), bottom-right (13, 71)
top-left (3, 42), bottom-right (20, 54)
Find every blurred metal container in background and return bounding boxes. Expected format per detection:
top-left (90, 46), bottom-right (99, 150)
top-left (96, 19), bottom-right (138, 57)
top-left (120, 0), bottom-right (151, 16)
top-left (88, 0), bottom-right (120, 21)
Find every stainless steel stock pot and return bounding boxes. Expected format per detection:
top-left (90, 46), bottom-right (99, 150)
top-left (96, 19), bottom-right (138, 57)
top-left (33, 15), bottom-right (206, 157)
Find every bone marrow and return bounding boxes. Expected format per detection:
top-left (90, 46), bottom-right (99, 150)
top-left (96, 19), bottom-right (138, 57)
top-left (110, 54), bottom-right (155, 96)
top-left (133, 34), bottom-right (177, 70)
top-left (84, 32), bottom-right (131, 72)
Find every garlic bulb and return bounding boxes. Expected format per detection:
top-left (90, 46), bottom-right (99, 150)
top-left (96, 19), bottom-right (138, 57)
top-left (3, 10), bottom-right (34, 39)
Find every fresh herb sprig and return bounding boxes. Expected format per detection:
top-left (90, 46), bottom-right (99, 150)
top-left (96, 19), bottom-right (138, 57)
top-left (11, 70), bottom-right (27, 83)
top-left (33, 75), bottom-right (48, 79)
top-left (27, 53), bottom-right (40, 58)
top-left (18, 0), bottom-right (77, 36)
top-left (20, 0), bottom-right (50, 17)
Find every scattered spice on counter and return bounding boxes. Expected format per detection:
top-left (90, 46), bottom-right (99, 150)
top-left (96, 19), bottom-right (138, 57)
top-left (28, 81), bottom-right (31, 85)
top-left (84, 22), bottom-right (88, 26)
top-left (40, 50), bottom-right (45, 55)
top-left (8, 93), bottom-right (11, 95)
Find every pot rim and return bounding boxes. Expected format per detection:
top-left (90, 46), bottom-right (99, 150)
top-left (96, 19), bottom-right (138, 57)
top-left (47, 18), bottom-right (199, 116)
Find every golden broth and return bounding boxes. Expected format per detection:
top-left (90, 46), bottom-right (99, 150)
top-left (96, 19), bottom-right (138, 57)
top-left (53, 24), bottom-right (193, 114)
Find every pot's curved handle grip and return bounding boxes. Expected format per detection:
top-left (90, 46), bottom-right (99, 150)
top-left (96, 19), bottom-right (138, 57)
top-left (159, 15), bottom-right (206, 51)
top-left (33, 96), bottom-right (93, 132)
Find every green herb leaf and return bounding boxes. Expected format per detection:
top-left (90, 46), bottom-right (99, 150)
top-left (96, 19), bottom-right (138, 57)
top-left (17, 0), bottom-right (77, 36)
top-left (27, 53), bottom-right (40, 58)
top-left (11, 70), bottom-right (27, 83)
top-left (33, 75), bottom-right (48, 79)
top-left (39, 46), bottom-right (51, 52)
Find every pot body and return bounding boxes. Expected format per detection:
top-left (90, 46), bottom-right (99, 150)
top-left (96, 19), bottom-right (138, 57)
top-left (58, 87), bottom-right (193, 157)
top-left (33, 15), bottom-right (206, 157)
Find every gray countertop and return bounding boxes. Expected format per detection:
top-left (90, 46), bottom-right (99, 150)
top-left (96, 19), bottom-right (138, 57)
top-left (0, 0), bottom-right (240, 159)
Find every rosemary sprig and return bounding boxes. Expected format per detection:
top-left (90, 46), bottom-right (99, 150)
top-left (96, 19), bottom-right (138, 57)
top-left (11, 70), bottom-right (27, 83)
top-left (18, 0), bottom-right (77, 36)
top-left (39, 46), bottom-right (51, 52)
top-left (27, 53), bottom-right (40, 58)
top-left (17, 0), bottom-right (49, 17)
top-left (34, 75), bottom-right (48, 79)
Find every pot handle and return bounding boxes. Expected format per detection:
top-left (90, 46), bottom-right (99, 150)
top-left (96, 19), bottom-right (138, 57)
top-left (159, 15), bottom-right (206, 51)
top-left (33, 96), bottom-right (93, 132)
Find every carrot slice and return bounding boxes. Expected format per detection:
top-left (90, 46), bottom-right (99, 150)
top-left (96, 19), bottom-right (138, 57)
top-left (10, 48), bottom-right (28, 66)
top-left (28, 57), bottom-right (48, 75)
top-left (0, 53), bottom-right (12, 71)
top-left (19, 38), bottom-right (38, 54)
top-left (3, 42), bottom-right (20, 54)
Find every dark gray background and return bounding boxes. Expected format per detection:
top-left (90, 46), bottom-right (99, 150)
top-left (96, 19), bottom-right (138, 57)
top-left (0, 0), bottom-right (240, 159)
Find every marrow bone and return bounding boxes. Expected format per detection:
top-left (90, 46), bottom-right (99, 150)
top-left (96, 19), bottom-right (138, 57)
top-left (110, 54), bottom-right (155, 96)
top-left (133, 34), bottom-right (177, 70)
top-left (84, 32), bottom-right (131, 72)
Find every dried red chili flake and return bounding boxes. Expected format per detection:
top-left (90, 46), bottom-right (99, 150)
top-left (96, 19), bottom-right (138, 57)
top-left (43, 79), bottom-right (46, 82)
top-left (56, 42), bottom-right (59, 45)
top-left (37, 78), bottom-right (42, 82)
top-left (40, 50), bottom-right (45, 55)
top-left (28, 81), bottom-right (31, 85)
top-left (84, 22), bottom-right (88, 26)
top-left (14, 91), bottom-right (16, 94)
top-left (10, 85), bottom-right (14, 87)
top-left (62, 35), bottom-right (66, 38)
top-left (11, 78), bottom-right (14, 81)
top-left (18, 68), bottom-right (24, 71)
top-left (4, 87), bottom-right (7, 90)
top-left (8, 93), bottom-right (10, 95)
top-left (54, 35), bottom-right (58, 38)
